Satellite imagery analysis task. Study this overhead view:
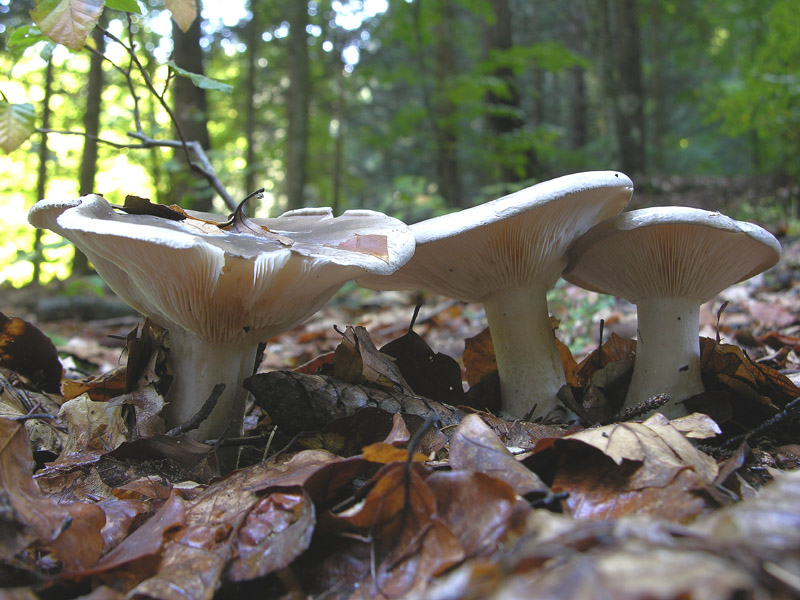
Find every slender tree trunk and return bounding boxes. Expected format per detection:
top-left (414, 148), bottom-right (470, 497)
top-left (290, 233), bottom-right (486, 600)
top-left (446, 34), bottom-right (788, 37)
top-left (73, 25), bottom-right (105, 276)
top-left (569, 66), bottom-right (588, 150)
top-left (169, 4), bottom-right (214, 211)
top-left (244, 5), bottom-right (259, 196)
top-left (649, 2), bottom-right (664, 171)
top-left (588, 0), bottom-right (645, 175)
top-left (614, 0), bottom-right (646, 174)
top-left (433, 0), bottom-right (462, 206)
top-left (483, 0), bottom-right (538, 182)
top-left (286, 0), bottom-right (310, 210)
top-left (32, 59), bottom-right (54, 286)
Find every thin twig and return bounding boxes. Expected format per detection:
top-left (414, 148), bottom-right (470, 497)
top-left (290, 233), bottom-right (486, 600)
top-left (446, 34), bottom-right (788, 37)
top-left (98, 24), bottom-right (237, 209)
top-left (721, 396), bottom-right (800, 451)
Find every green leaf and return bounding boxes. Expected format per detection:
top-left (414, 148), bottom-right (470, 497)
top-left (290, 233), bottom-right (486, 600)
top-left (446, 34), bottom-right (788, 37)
top-left (104, 0), bottom-right (142, 13)
top-left (7, 26), bottom-right (49, 49)
top-left (165, 0), bottom-right (196, 32)
top-left (30, 0), bottom-right (105, 51)
top-left (167, 62), bottom-right (233, 94)
top-left (0, 102), bottom-right (37, 153)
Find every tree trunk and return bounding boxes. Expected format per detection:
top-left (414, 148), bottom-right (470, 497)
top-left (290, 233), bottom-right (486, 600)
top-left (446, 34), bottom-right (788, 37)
top-left (614, 0), bottom-right (646, 174)
top-left (569, 66), bottom-right (588, 150)
top-left (285, 0), bottom-right (310, 210)
top-left (32, 58), bottom-right (54, 286)
top-left (432, 0), bottom-right (462, 206)
top-left (483, 0), bottom-right (538, 182)
top-left (73, 25), bottom-right (105, 276)
top-left (648, 1), bottom-right (664, 171)
top-left (169, 5), bottom-right (214, 211)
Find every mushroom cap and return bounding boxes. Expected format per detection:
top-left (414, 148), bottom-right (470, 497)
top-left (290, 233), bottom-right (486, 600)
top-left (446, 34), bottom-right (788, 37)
top-left (357, 171), bottom-right (634, 302)
top-left (563, 206), bottom-right (782, 303)
top-left (29, 195), bottom-right (415, 344)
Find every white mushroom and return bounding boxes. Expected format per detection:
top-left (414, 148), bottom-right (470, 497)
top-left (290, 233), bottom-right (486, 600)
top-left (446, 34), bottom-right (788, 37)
top-left (29, 195), bottom-right (415, 444)
top-left (358, 171), bottom-right (634, 420)
top-left (564, 207), bottom-right (781, 417)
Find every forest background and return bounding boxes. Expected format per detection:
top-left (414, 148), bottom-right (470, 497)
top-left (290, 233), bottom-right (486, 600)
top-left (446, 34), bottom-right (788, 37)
top-left (0, 0), bottom-right (798, 287)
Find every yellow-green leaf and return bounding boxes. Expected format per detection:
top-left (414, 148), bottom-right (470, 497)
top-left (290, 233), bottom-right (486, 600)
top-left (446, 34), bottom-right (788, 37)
top-left (30, 0), bottom-right (104, 51)
top-left (0, 102), bottom-right (36, 153)
top-left (166, 0), bottom-right (196, 32)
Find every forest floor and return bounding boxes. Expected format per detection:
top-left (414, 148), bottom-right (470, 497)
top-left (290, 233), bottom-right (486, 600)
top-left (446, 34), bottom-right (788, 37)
top-left (1, 175), bottom-right (800, 599)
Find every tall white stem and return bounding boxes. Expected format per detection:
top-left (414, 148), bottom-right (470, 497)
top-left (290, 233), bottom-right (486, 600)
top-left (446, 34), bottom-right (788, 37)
top-left (162, 327), bottom-right (258, 443)
top-left (482, 283), bottom-right (569, 420)
top-left (625, 296), bottom-right (704, 417)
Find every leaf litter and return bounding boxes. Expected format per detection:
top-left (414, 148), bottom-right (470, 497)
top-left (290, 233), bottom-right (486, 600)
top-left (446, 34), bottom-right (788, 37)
top-left (0, 274), bottom-right (798, 598)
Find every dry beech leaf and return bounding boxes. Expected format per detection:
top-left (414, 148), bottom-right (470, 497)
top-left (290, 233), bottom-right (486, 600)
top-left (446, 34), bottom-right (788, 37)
top-left (699, 468), bottom-right (800, 550)
top-left (362, 442), bottom-right (428, 465)
top-left (380, 327), bottom-right (465, 404)
top-left (62, 367), bottom-right (127, 402)
top-left (0, 311), bottom-right (62, 393)
top-left (572, 333), bottom-right (637, 387)
top-left (556, 337), bottom-right (579, 387)
top-left (333, 325), bottom-right (414, 394)
top-left (227, 488), bottom-right (315, 582)
top-left (58, 394), bottom-right (128, 459)
top-left (463, 327), bottom-right (497, 387)
top-left (327, 462), bottom-right (464, 596)
top-left (425, 470), bottom-right (524, 557)
top-left (0, 418), bottom-right (105, 572)
top-left (553, 453), bottom-right (715, 522)
top-left (559, 413), bottom-right (720, 488)
top-left (83, 492), bottom-right (186, 575)
top-left (701, 337), bottom-right (800, 406)
top-left (449, 414), bottom-right (550, 497)
top-left (119, 195), bottom-right (185, 221)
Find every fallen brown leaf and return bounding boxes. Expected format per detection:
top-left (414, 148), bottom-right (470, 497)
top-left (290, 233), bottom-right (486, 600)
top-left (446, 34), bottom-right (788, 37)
top-left (449, 414), bottom-right (550, 497)
top-left (0, 417), bottom-right (105, 572)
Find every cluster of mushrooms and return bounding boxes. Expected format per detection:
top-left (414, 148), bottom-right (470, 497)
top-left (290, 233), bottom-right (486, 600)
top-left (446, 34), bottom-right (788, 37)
top-left (28, 171), bottom-right (782, 446)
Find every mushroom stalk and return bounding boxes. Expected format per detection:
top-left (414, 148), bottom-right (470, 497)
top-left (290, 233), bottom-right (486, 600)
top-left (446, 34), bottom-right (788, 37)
top-left (482, 283), bottom-right (568, 420)
top-left (625, 296), bottom-right (703, 418)
top-left (162, 327), bottom-right (259, 442)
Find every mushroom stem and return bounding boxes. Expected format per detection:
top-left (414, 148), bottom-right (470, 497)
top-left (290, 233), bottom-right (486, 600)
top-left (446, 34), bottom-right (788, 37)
top-left (162, 327), bottom-right (258, 442)
top-left (482, 283), bottom-right (569, 420)
top-left (625, 296), bottom-right (703, 418)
